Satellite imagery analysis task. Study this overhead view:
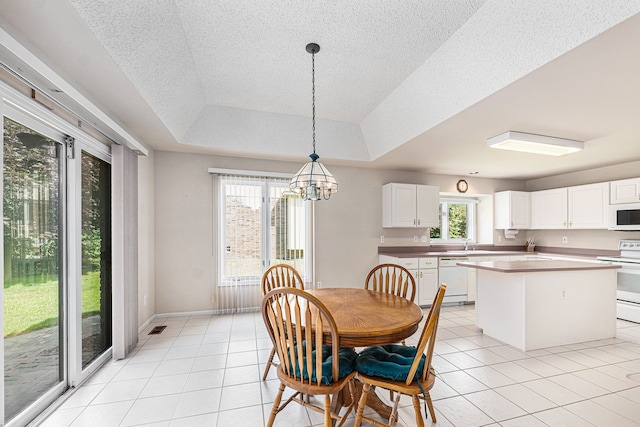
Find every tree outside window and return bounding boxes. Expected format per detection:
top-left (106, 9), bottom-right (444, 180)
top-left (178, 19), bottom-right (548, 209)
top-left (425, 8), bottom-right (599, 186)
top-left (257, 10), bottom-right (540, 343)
top-left (430, 199), bottom-right (475, 242)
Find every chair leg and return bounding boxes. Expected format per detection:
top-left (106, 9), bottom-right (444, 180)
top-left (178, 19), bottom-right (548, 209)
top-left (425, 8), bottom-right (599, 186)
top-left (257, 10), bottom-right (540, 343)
top-left (389, 389), bottom-right (401, 426)
top-left (267, 383), bottom-right (285, 427)
top-left (262, 347), bottom-right (276, 380)
top-left (335, 380), bottom-right (357, 427)
top-left (412, 395), bottom-right (425, 427)
top-left (425, 391), bottom-right (437, 422)
top-left (324, 394), bottom-right (332, 427)
top-left (354, 382), bottom-right (371, 427)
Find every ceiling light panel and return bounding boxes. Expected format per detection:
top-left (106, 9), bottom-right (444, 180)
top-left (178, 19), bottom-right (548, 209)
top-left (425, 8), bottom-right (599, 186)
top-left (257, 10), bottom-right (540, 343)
top-left (487, 131), bottom-right (583, 156)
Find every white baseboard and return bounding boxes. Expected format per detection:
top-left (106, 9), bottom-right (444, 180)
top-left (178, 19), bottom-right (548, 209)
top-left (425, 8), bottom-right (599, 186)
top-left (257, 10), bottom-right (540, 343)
top-left (138, 308), bottom-right (262, 333)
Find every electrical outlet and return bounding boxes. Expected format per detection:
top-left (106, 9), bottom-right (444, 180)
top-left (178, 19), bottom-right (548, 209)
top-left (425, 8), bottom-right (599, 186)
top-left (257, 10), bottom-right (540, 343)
top-left (421, 236), bottom-right (427, 243)
top-left (380, 235), bottom-right (384, 243)
top-left (562, 236), bottom-right (568, 244)
top-left (317, 281), bottom-right (323, 288)
top-left (414, 236), bottom-right (418, 242)
top-left (498, 235), bottom-right (502, 243)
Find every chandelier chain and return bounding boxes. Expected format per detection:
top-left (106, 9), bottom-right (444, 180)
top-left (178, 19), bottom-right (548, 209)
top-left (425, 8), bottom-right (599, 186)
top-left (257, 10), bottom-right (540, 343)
top-left (311, 49), bottom-right (316, 154)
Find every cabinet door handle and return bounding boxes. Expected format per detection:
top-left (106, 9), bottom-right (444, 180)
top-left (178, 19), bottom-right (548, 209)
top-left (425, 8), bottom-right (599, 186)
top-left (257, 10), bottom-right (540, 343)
top-left (413, 218), bottom-right (416, 225)
top-left (418, 218), bottom-right (421, 225)
top-left (419, 271), bottom-right (423, 278)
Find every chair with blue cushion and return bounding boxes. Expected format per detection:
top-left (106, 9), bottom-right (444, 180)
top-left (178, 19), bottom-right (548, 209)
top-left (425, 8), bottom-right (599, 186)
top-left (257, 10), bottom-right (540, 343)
top-left (353, 284), bottom-right (447, 427)
top-left (261, 264), bottom-right (305, 380)
top-left (262, 287), bottom-right (358, 427)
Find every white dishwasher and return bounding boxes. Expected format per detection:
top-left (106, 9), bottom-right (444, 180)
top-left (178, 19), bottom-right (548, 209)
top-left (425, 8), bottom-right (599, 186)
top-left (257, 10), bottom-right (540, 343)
top-left (438, 257), bottom-right (469, 304)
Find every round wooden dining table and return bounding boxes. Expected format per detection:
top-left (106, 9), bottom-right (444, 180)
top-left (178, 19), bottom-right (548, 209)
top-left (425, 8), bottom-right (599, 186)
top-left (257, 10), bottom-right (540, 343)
top-left (306, 288), bottom-right (424, 347)
top-left (306, 287), bottom-right (424, 420)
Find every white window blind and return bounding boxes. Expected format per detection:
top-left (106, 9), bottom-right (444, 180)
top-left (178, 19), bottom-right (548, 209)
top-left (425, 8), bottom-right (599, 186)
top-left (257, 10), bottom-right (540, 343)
top-left (213, 173), bottom-right (310, 312)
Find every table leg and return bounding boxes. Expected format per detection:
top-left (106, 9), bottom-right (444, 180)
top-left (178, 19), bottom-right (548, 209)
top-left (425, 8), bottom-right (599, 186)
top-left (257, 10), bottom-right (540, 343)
top-left (360, 383), bottom-right (393, 419)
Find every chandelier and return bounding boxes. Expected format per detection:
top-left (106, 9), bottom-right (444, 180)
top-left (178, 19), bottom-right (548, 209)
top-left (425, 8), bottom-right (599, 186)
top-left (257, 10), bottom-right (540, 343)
top-left (289, 43), bottom-right (338, 201)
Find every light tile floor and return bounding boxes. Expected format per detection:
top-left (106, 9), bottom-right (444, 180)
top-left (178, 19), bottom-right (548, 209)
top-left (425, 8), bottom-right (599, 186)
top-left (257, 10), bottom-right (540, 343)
top-left (39, 304), bottom-right (640, 426)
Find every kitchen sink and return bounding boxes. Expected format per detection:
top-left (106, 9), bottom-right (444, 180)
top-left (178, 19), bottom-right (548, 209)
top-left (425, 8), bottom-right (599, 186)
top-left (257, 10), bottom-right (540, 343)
top-left (444, 250), bottom-right (496, 255)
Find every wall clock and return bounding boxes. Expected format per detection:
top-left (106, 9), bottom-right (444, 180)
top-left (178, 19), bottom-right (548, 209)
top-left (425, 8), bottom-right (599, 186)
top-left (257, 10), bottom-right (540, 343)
top-left (457, 179), bottom-right (468, 193)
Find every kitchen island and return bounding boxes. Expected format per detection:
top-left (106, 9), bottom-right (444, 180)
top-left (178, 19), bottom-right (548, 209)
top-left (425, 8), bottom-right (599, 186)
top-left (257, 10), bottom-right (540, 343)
top-left (457, 260), bottom-right (619, 351)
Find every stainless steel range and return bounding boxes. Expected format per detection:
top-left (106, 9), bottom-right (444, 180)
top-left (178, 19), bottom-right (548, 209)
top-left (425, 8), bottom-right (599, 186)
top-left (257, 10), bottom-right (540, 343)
top-left (598, 240), bottom-right (640, 323)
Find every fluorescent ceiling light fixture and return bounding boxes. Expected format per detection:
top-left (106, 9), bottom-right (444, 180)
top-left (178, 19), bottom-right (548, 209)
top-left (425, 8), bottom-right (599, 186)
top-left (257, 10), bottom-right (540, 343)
top-left (487, 131), bottom-right (584, 156)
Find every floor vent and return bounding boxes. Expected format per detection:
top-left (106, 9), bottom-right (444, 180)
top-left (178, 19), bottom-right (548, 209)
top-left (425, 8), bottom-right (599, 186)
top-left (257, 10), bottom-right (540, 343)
top-left (148, 326), bottom-right (167, 335)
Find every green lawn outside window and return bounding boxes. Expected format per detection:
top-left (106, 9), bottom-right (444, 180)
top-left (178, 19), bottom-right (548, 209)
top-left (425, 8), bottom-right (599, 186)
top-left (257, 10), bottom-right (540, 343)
top-left (4, 271), bottom-right (100, 337)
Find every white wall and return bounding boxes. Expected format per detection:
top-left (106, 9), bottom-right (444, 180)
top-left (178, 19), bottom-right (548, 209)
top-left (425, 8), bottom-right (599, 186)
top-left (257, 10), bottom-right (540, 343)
top-left (153, 151), bottom-right (524, 314)
top-left (153, 152), bottom-right (314, 314)
top-left (148, 151), bottom-right (640, 315)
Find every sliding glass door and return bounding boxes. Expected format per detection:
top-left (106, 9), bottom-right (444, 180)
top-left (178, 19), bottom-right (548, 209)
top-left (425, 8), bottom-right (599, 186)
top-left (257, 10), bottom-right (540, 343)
top-left (3, 117), bottom-right (65, 423)
top-left (2, 108), bottom-right (112, 425)
top-left (80, 151), bottom-right (111, 368)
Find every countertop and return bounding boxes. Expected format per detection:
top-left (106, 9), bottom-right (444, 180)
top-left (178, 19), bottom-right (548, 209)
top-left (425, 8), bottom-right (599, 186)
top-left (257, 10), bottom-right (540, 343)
top-left (457, 259), bottom-right (620, 273)
top-left (379, 250), bottom-right (531, 258)
top-left (378, 245), bottom-right (619, 260)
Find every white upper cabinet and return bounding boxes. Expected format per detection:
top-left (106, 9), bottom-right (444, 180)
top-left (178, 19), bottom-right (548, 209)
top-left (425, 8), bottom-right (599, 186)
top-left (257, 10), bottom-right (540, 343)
top-left (610, 178), bottom-right (640, 204)
top-left (382, 183), bottom-right (439, 228)
top-left (531, 188), bottom-right (567, 229)
top-left (568, 182), bottom-right (609, 229)
top-left (416, 185), bottom-right (440, 227)
top-left (494, 191), bottom-right (530, 229)
top-left (531, 183), bottom-right (609, 229)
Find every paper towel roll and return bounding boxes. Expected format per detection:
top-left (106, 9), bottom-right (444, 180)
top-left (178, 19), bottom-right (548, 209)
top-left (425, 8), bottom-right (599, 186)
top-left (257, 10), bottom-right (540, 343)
top-left (504, 229), bottom-right (519, 239)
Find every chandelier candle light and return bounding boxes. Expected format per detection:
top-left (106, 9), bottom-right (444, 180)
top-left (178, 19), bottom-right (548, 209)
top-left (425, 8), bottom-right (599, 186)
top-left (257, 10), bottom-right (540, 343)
top-left (290, 43), bottom-right (338, 201)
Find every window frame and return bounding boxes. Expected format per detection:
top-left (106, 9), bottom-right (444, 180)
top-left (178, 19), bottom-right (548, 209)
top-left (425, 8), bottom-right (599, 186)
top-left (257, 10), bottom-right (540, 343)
top-left (430, 196), bottom-right (477, 244)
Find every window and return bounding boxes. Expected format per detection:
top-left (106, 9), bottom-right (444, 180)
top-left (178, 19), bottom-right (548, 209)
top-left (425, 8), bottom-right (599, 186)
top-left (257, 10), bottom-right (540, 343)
top-left (217, 174), bottom-right (310, 288)
top-left (429, 197), bottom-right (477, 242)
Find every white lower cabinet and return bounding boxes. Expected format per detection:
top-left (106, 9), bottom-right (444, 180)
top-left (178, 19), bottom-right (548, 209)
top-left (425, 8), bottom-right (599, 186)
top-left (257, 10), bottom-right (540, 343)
top-left (378, 256), bottom-right (438, 306)
top-left (418, 258), bottom-right (438, 306)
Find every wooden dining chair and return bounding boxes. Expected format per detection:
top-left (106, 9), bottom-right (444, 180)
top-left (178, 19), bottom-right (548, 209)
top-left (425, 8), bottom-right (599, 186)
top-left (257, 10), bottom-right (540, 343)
top-left (261, 264), bottom-right (305, 380)
top-left (353, 284), bottom-right (447, 427)
top-left (365, 263), bottom-right (416, 302)
top-left (365, 263), bottom-right (416, 345)
top-left (262, 287), bottom-right (358, 427)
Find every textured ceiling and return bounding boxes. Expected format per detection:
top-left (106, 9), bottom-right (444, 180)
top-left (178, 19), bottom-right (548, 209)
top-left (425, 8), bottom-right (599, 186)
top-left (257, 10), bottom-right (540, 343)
top-left (2, 1), bottom-right (640, 179)
top-left (69, 0), bottom-right (487, 124)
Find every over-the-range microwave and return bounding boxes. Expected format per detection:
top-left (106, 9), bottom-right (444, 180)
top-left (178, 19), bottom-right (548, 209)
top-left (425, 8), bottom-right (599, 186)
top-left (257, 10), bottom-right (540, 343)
top-left (609, 203), bottom-right (640, 231)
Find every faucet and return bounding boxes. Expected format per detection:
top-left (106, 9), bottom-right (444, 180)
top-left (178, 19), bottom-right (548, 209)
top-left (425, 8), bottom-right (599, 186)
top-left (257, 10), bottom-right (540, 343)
top-left (464, 238), bottom-right (474, 251)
